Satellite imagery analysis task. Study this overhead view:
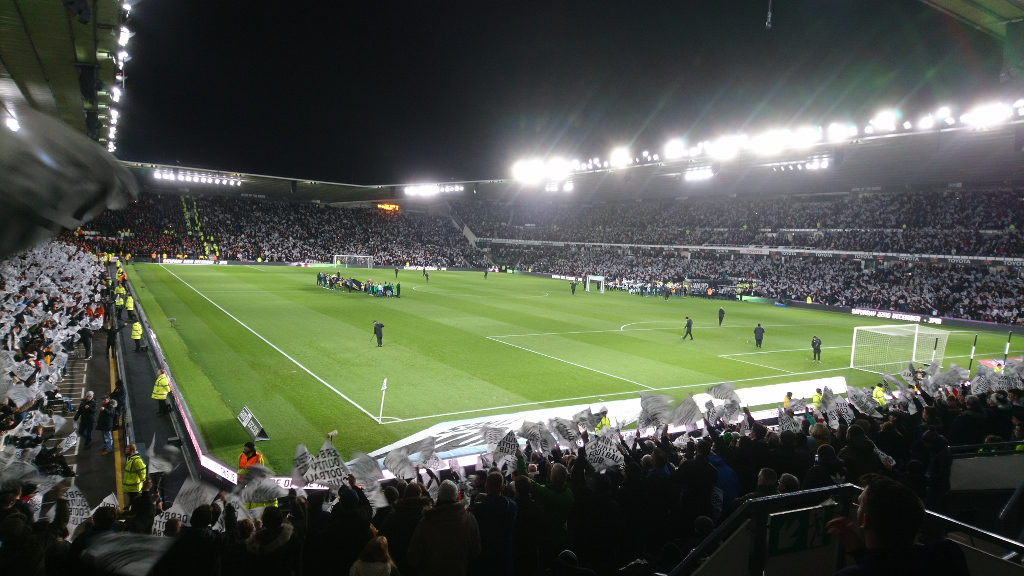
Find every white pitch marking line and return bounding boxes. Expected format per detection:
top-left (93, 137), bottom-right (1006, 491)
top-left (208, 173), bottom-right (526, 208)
top-left (721, 345), bottom-right (851, 357)
top-left (490, 327), bottom-right (678, 338)
top-left (486, 336), bottom-right (655, 390)
top-left (620, 321), bottom-right (677, 331)
top-left (381, 365), bottom-right (850, 424)
top-left (249, 266), bottom-right (269, 272)
top-left (719, 356), bottom-right (795, 374)
top-left (159, 265), bottom-right (378, 421)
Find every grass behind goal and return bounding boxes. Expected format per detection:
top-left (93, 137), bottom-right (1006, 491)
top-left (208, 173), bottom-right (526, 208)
top-left (126, 264), bottom-right (1010, 471)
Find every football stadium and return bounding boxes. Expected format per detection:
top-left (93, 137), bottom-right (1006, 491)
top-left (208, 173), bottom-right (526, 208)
top-left (2, 2), bottom-right (1024, 575)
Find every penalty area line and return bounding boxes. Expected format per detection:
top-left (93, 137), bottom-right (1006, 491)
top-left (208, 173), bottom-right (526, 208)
top-left (485, 336), bottom-right (654, 391)
top-left (159, 265), bottom-right (379, 421)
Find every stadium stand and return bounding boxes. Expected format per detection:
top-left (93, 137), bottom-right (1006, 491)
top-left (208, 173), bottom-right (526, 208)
top-left (3, 187), bottom-right (1023, 575)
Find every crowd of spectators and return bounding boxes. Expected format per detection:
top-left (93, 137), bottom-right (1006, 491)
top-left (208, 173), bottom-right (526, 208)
top-left (2, 240), bottom-right (1020, 576)
top-left (6, 372), bottom-right (1016, 576)
top-left (70, 195), bottom-right (488, 269)
top-left (487, 245), bottom-right (1024, 325)
top-left (451, 188), bottom-right (1024, 256)
top-left (0, 243), bottom-right (106, 443)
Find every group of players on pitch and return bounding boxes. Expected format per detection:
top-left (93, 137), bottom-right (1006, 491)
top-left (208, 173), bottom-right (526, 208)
top-left (681, 306), bottom-right (824, 362)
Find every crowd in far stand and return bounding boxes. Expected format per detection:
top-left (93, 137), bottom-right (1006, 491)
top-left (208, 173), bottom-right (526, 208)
top-left (451, 188), bottom-right (1024, 256)
top-left (71, 195), bottom-right (488, 269)
top-left (487, 245), bottom-right (1024, 325)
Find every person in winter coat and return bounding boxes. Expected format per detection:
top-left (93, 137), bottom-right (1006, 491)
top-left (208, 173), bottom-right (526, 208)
top-left (838, 425), bottom-right (883, 485)
top-left (516, 449), bottom-right (573, 564)
top-left (73, 391), bottom-right (96, 449)
top-left (921, 430), bottom-right (953, 513)
top-left (469, 471), bottom-right (517, 576)
top-left (350, 536), bottom-right (401, 576)
top-left (96, 397), bottom-right (117, 454)
top-left (243, 504), bottom-right (305, 576)
top-left (801, 444), bottom-right (847, 489)
top-left (379, 483), bottom-right (432, 576)
top-left (407, 480), bottom-right (480, 576)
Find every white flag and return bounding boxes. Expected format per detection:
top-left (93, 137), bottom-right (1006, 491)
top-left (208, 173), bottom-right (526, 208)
top-left (303, 438), bottom-right (350, 488)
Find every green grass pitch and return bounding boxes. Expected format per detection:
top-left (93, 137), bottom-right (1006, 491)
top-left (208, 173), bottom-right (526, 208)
top-left (125, 264), bottom-right (1010, 471)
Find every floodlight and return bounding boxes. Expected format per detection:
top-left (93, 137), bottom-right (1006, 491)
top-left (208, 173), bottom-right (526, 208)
top-left (917, 115), bottom-right (935, 130)
top-left (960, 102), bottom-right (1011, 128)
top-left (118, 26), bottom-right (132, 47)
top-left (609, 147), bottom-right (631, 168)
top-left (562, 181), bottom-right (574, 192)
top-left (869, 109), bottom-right (899, 132)
top-left (706, 135), bottom-right (745, 161)
top-left (749, 129), bottom-right (789, 156)
top-left (4, 117), bottom-right (20, 132)
top-left (545, 157), bottom-right (571, 181)
top-left (821, 159), bottom-right (830, 169)
top-left (827, 122), bottom-right (857, 143)
top-left (863, 125), bottom-right (875, 135)
top-left (512, 158), bottom-right (545, 184)
top-left (112, 86), bottom-right (122, 102)
top-left (935, 106), bottom-right (951, 120)
top-left (544, 182), bottom-right (559, 192)
top-left (902, 121), bottom-right (912, 130)
top-left (664, 138), bottom-right (686, 160)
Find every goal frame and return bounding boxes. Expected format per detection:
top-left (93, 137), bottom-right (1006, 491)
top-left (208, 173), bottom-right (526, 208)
top-left (332, 254), bottom-right (374, 268)
top-left (585, 275), bottom-right (605, 294)
top-left (849, 324), bottom-right (948, 375)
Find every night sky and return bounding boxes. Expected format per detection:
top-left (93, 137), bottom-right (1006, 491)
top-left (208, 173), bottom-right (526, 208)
top-left (117, 0), bottom-right (1002, 185)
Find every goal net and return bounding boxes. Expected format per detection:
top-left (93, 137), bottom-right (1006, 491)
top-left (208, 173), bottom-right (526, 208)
top-left (585, 275), bottom-right (605, 293)
top-left (333, 254), bottom-right (374, 268)
top-left (850, 324), bottom-right (949, 375)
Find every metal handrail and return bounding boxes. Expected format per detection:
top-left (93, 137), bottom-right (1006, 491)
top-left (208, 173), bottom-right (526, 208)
top-left (667, 482), bottom-right (1024, 576)
top-left (668, 483), bottom-right (861, 576)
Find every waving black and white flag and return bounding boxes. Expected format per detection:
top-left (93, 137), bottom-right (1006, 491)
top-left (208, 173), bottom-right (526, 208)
top-left (585, 434), bottom-right (624, 471)
top-left (572, 408), bottom-right (595, 433)
top-left (290, 444), bottom-right (313, 489)
top-left (481, 427), bottom-right (508, 450)
top-left (349, 452), bottom-right (387, 510)
top-left (519, 421), bottom-right (555, 455)
top-left (670, 394), bottom-right (704, 427)
top-left (493, 430), bottom-right (519, 468)
top-left (704, 400), bottom-right (720, 425)
top-left (548, 417), bottom-right (581, 446)
top-left (383, 446), bottom-right (416, 481)
top-left (846, 387), bottom-right (881, 418)
top-left (638, 394), bottom-right (675, 431)
top-left (305, 439), bottom-right (351, 488)
top-left (65, 486), bottom-right (92, 541)
top-left (777, 407), bottom-right (799, 433)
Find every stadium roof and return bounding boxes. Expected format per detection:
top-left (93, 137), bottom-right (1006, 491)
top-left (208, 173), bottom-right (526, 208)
top-left (918, 0), bottom-right (1024, 39)
top-left (0, 2), bottom-right (1017, 186)
top-left (0, 0), bottom-right (123, 145)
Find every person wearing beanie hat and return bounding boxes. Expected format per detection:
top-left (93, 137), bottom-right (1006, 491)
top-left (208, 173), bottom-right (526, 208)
top-left (238, 441), bottom-right (265, 477)
top-left (436, 479), bottom-right (459, 504)
top-left (408, 478), bottom-right (480, 576)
